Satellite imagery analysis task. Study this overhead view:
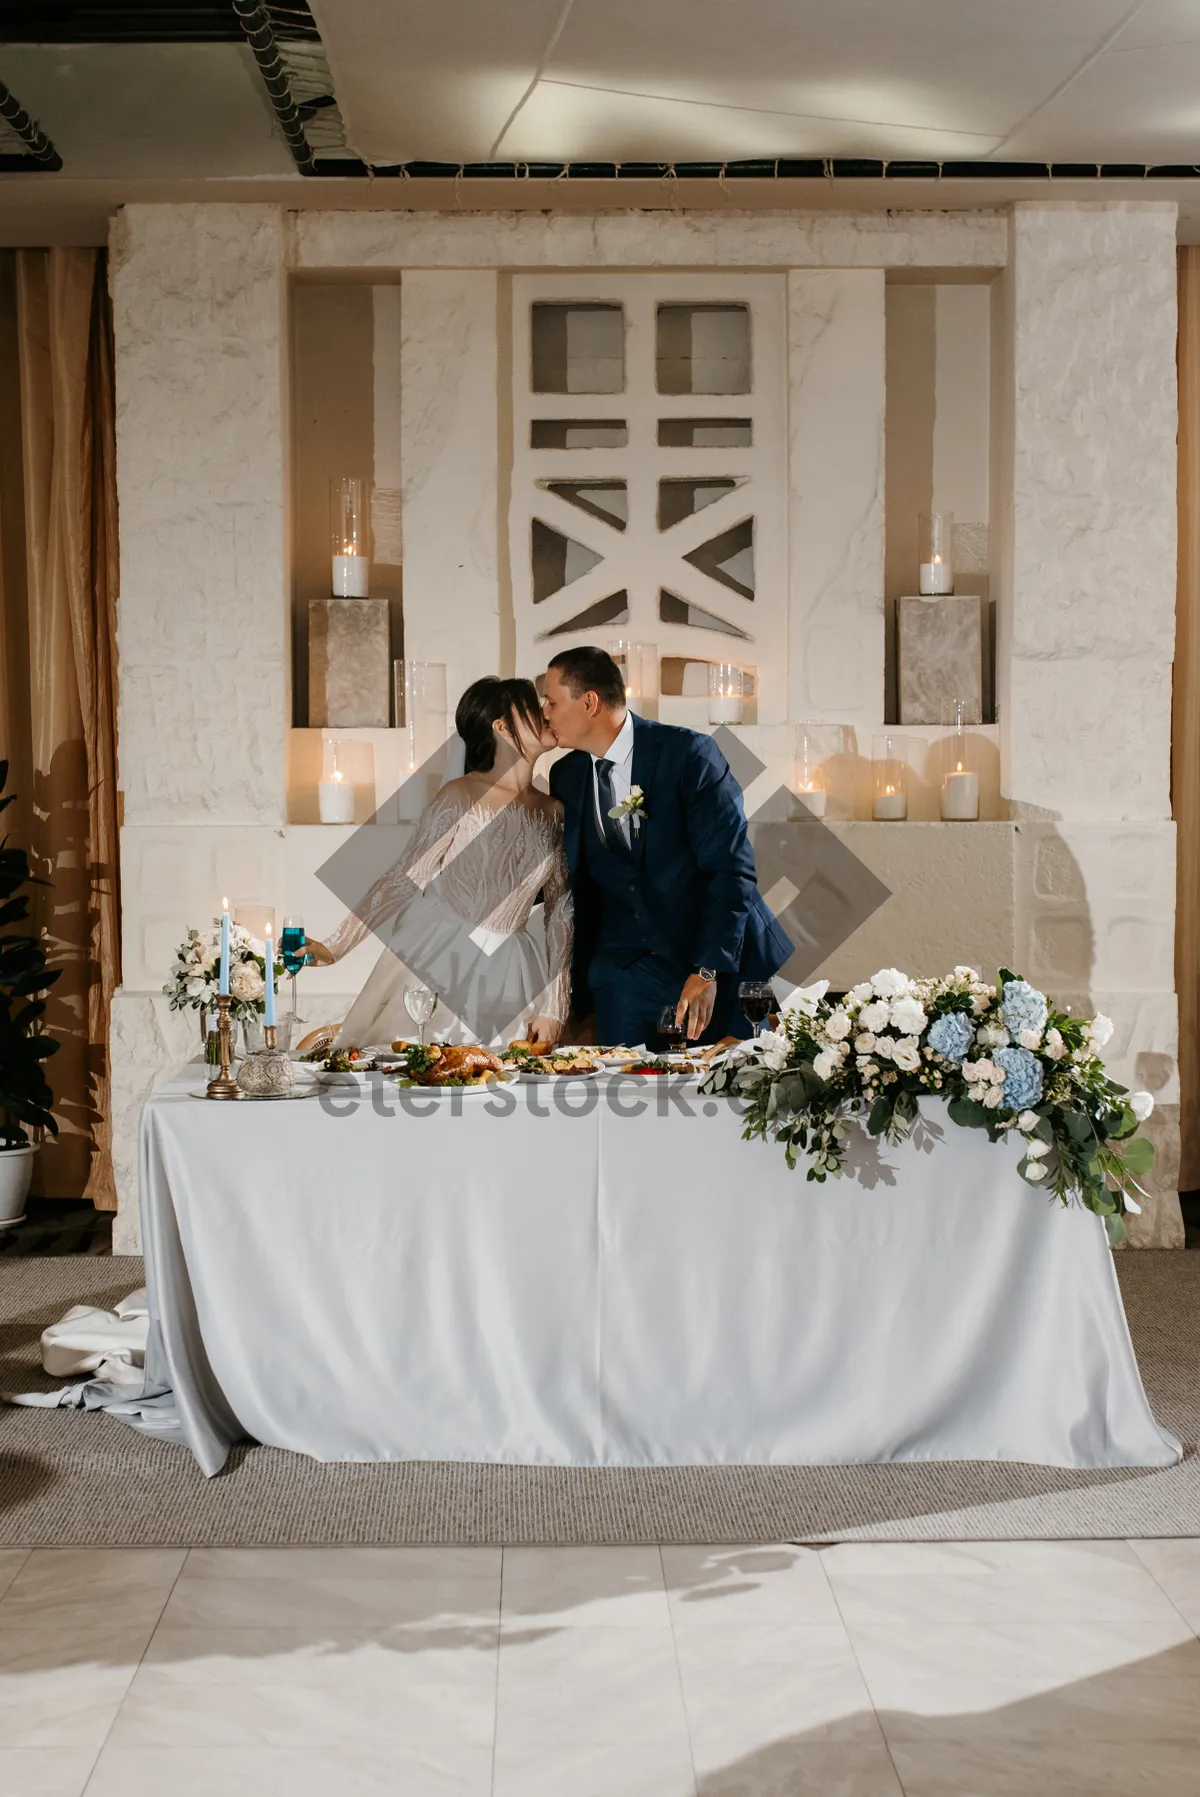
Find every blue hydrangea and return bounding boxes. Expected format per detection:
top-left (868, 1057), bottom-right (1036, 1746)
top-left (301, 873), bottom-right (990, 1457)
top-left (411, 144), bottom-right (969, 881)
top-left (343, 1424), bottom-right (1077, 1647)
top-left (1001, 979), bottom-right (1048, 1042)
top-left (994, 1045), bottom-right (1044, 1111)
top-left (927, 1011), bottom-right (975, 1063)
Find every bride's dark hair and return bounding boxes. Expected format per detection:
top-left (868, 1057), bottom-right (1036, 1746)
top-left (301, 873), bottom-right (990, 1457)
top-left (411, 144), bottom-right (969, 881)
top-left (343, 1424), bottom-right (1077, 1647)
top-left (456, 676), bottom-right (544, 774)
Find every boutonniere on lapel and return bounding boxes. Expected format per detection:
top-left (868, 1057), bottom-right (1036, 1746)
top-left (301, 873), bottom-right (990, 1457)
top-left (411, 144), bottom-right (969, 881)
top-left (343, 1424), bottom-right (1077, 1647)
top-left (609, 785), bottom-right (647, 835)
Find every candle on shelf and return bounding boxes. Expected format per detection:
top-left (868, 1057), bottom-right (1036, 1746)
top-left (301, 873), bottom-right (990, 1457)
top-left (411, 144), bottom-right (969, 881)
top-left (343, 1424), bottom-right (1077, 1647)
top-left (264, 925), bottom-right (276, 1028)
top-left (330, 477), bottom-right (369, 597)
top-left (795, 721), bottom-right (828, 818)
top-left (940, 697), bottom-right (979, 820)
top-left (941, 767), bottom-right (979, 820)
top-left (707, 662), bottom-right (744, 725)
top-left (872, 734), bottom-right (910, 821)
top-left (318, 768), bottom-right (355, 824)
top-left (918, 511), bottom-right (955, 595)
top-left (219, 898), bottom-right (230, 996)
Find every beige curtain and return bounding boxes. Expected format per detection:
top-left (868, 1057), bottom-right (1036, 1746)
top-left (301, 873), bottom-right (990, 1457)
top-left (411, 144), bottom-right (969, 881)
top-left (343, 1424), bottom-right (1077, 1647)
top-left (0, 249), bottom-right (120, 1208)
top-left (1177, 248), bottom-right (1200, 1192)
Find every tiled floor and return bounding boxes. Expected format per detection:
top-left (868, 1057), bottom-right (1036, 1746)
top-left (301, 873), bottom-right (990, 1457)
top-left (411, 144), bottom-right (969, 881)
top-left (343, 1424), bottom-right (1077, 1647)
top-left (0, 1540), bottom-right (1198, 1794)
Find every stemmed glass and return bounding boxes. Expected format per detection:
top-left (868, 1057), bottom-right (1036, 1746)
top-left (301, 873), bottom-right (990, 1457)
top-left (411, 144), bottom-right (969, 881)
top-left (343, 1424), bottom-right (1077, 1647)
top-left (403, 985), bottom-right (437, 1046)
top-left (656, 1003), bottom-right (687, 1052)
top-left (738, 980), bottom-right (775, 1040)
top-left (280, 916), bottom-right (307, 1025)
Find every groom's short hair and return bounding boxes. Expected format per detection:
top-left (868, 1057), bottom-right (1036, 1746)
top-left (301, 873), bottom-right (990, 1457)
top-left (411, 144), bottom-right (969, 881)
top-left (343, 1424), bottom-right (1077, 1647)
top-left (548, 646), bottom-right (626, 710)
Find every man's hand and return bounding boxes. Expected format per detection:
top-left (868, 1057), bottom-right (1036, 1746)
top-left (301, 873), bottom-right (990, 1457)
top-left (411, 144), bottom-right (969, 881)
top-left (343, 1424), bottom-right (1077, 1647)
top-left (675, 974), bottom-right (716, 1042)
top-left (527, 1014), bottom-right (564, 1048)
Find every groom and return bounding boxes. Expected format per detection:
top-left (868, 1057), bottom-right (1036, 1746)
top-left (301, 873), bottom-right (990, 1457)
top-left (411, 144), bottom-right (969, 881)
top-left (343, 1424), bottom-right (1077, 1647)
top-left (544, 646), bottom-right (792, 1045)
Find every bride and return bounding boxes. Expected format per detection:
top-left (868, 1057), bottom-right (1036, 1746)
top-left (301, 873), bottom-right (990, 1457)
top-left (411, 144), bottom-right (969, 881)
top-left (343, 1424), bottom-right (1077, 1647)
top-left (307, 676), bottom-right (571, 1049)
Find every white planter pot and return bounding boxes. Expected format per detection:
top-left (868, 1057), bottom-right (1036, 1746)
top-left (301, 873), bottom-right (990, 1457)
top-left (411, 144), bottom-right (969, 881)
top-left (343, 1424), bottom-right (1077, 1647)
top-left (0, 1143), bottom-right (36, 1230)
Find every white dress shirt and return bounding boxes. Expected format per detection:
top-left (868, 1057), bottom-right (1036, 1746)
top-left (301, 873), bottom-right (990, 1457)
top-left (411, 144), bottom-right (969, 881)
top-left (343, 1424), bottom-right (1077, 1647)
top-left (591, 710), bottom-right (636, 846)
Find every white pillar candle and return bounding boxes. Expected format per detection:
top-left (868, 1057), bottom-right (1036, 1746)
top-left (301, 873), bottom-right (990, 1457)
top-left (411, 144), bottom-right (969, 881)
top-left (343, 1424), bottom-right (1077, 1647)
top-left (318, 771), bottom-right (355, 823)
top-left (873, 789), bottom-right (908, 821)
top-left (332, 553), bottom-right (369, 597)
top-left (796, 786), bottom-right (827, 818)
top-left (708, 694), bottom-right (744, 724)
top-left (941, 769), bottom-right (980, 821)
top-left (918, 560), bottom-right (954, 596)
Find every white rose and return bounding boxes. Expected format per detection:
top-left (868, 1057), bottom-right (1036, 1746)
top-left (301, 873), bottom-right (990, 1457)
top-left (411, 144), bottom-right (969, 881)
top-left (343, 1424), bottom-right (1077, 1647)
top-left (1025, 1140), bottom-right (1050, 1159)
top-left (824, 1009), bottom-right (851, 1042)
top-left (185, 977), bottom-right (206, 1000)
top-left (971, 994), bottom-right (991, 1016)
top-left (812, 1048), bottom-right (839, 1080)
top-left (977, 1024), bottom-right (1010, 1048)
top-left (759, 1034), bottom-right (790, 1071)
top-left (1017, 1110), bottom-right (1040, 1131)
top-left (953, 966), bottom-right (979, 981)
top-left (627, 784), bottom-right (643, 799)
top-left (871, 967), bottom-right (913, 1001)
top-left (1024, 1161), bottom-right (1047, 1181)
top-left (854, 1032), bottom-right (876, 1054)
top-left (860, 1000), bottom-right (890, 1033)
top-left (892, 1040), bottom-right (921, 1073)
top-left (1087, 1013), bottom-right (1114, 1050)
top-left (229, 962), bottom-right (264, 1002)
top-left (889, 997), bottom-right (928, 1036)
top-left (1129, 1091), bottom-right (1155, 1122)
top-left (983, 1087), bottom-right (1004, 1109)
top-left (1044, 1028), bottom-right (1066, 1061)
top-left (970, 1057), bottom-right (995, 1083)
top-left (1019, 1028), bottom-right (1042, 1050)
top-left (872, 1034), bottom-right (894, 1061)
top-left (860, 1061), bottom-right (879, 1078)
top-left (849, 982), bottom-right (874, 1004)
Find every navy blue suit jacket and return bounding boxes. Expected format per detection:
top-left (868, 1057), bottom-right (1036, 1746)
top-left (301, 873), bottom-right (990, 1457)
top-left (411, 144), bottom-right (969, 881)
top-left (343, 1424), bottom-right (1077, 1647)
top-left (548, 714), bottom-right (792, 1014)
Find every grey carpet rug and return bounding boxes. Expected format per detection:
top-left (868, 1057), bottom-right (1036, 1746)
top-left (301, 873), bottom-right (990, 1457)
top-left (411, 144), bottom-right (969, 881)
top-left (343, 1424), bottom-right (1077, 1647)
top-left (1, 1253), bottom-right (1196, 1546)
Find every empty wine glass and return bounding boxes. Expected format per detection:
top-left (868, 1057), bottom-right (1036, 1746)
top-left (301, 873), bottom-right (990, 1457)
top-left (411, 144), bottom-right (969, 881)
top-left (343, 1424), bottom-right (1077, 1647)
top-left (403, 985), bottom-right (437, 1046)
top-left (738, 980), bottom-right (775, 1039)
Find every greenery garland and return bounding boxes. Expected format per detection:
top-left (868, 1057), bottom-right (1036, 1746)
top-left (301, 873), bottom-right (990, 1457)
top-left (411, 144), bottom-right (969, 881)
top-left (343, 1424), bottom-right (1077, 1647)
top-left (700, 966), bottom-right (1155, 1244)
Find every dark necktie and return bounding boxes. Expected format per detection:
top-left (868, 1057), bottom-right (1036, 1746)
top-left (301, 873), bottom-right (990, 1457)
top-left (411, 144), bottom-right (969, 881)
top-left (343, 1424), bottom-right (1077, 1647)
top-left (594, 758), bottom-right (629, 856)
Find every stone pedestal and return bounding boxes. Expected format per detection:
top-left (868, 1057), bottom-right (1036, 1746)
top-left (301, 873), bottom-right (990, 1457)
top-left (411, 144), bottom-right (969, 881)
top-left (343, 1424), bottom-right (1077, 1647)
top-left (897, 594), bottom-right (983, 724)
top-left (308, 598), bottom-right (390, 726)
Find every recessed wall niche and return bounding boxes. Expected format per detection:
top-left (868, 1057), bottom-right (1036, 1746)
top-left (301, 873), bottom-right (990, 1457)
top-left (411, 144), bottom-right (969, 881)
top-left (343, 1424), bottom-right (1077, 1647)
top-left (531, 303), bottom-right (625, 393)
top-left (290, 281), bottom-right (403, 728)
top-left (656, 303), bottom-right (751, 394)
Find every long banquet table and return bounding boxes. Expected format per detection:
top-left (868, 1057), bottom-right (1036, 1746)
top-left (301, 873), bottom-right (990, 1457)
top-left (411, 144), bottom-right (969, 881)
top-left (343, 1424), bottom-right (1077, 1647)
top-left (138, 1066), bottom-right (1180, 1478)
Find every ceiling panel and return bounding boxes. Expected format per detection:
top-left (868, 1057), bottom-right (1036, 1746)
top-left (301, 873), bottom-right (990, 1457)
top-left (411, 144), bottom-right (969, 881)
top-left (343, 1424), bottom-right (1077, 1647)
top-left (0, 43), bottom-right (294, 177)
top-left (309, 0), bottom-right (568, 163)
top-left (1004, 38), bottom-right (1200, 160)
top-left (503, 80), bottom-right (1001, 163)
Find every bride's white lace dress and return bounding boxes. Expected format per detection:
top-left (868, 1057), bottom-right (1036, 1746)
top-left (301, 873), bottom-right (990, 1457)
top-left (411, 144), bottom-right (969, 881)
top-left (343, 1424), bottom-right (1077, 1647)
top-left (324, 782), bottom-right (573, 1047)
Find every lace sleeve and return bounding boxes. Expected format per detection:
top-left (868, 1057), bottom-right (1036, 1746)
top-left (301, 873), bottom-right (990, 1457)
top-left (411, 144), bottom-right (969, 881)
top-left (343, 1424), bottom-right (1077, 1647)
top-left (539, 828), bottom-right (574, 1023)
top-left (322, 784), bottom-right (470, 963)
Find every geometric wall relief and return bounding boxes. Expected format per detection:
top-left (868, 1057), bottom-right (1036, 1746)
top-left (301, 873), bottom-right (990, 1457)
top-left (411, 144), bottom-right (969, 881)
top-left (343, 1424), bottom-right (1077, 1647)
top-left (511, 273), bottom-right (787, 720)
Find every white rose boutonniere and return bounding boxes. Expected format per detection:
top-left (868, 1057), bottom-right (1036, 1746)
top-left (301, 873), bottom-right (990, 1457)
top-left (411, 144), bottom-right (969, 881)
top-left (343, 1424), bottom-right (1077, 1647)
top-left (609, 784), bottom-right (647, 834)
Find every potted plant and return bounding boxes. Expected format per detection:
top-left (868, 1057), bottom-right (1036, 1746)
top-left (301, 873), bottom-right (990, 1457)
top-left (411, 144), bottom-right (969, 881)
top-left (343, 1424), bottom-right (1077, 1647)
top-left (0, 760), bottom-right (59, 1229)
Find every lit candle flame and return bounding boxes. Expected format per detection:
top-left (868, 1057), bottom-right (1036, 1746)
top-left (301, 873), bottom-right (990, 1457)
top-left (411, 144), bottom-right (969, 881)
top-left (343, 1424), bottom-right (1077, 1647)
top-left (222, 896), bottom-right (228, 913)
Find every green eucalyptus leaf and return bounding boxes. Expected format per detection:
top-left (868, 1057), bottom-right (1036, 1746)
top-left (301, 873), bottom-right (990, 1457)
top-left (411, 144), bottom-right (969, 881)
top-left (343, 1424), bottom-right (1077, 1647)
top-left (1120, 1135), bottom-right (1156, 1177)
top-left (1104, 1213), bottom-right (1128, 1247)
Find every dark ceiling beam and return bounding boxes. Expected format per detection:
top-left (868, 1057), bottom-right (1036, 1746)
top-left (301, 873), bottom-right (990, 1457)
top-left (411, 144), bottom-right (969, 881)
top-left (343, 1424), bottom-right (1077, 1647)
top-left (232, 0), bottom-right (315, 175)
top-left (314, 157), bottom-right (1200, 182)
top-left (0, 79), bottom-right (62, 172)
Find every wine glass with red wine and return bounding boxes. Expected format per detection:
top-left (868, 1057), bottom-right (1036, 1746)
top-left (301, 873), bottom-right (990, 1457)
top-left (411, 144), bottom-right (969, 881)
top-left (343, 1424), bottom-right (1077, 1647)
top-left (738, 980), bottom-right (775, 1039)
top-left (656, 1003), bottom-right (687, 1053)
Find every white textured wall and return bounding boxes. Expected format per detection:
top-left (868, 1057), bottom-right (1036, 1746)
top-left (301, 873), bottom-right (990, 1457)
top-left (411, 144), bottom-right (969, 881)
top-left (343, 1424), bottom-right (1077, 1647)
top-left (787, 270), bottom-right (886, 734)
top-left (1006, 203), bottom-right (1177, 823)
top-left (399, 271), bottom-right (501, 708)
top-left (113, 204), bottom-right (290, 825)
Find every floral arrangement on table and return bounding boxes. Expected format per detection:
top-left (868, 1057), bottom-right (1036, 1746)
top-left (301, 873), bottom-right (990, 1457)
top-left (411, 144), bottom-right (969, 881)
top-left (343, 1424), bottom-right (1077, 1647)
top-left (700, 966), bottom-right (1156, 1242)
top-left (163, 924), bottom-right (284, 1029)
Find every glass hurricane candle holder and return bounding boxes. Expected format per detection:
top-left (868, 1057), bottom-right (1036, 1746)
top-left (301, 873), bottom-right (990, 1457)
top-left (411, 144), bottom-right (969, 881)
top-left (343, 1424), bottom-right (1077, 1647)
top-left (707, 662), bottom-right (744, 725)
top-left (794, 720), bottom-right (828, 818)
top-left (872, 733), bottom-right (910, 821)
top-left (318, 740), bottom-right (355, 823)
top-left (918, 511), bottom-right (954, 595)
top-left (331, 477), bottom-right (370, 596)
top-left (940, 698), bottom-right (979, 820)
top-left (607, 639), bottom-right (659, 714)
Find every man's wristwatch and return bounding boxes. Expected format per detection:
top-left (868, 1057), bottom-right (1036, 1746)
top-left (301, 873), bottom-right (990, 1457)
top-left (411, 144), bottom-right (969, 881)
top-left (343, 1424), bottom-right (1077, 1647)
top-left (696, 967), bottom-right (718, 983)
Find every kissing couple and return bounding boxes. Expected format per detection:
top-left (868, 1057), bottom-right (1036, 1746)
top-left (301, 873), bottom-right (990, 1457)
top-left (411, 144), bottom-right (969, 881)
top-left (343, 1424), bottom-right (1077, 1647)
top-left (309, 646), bottom-right (792, 1050)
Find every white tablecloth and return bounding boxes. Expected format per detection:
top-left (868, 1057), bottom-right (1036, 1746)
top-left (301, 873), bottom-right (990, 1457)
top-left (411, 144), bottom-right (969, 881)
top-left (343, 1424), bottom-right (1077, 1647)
top-left (138, 1068), bottom-right (1180, 1477)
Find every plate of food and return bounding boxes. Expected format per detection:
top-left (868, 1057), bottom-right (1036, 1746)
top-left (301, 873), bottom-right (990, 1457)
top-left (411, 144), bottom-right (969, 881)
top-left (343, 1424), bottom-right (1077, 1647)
top-left (392, 1043), bottom-right (513, 1091)
top-left (512, 1050), bottom-right (602, 1081)
top-left (597, 1046), bottom-right (643, 1068)
top-left (313, 1046), bottom-right (380, 1085)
